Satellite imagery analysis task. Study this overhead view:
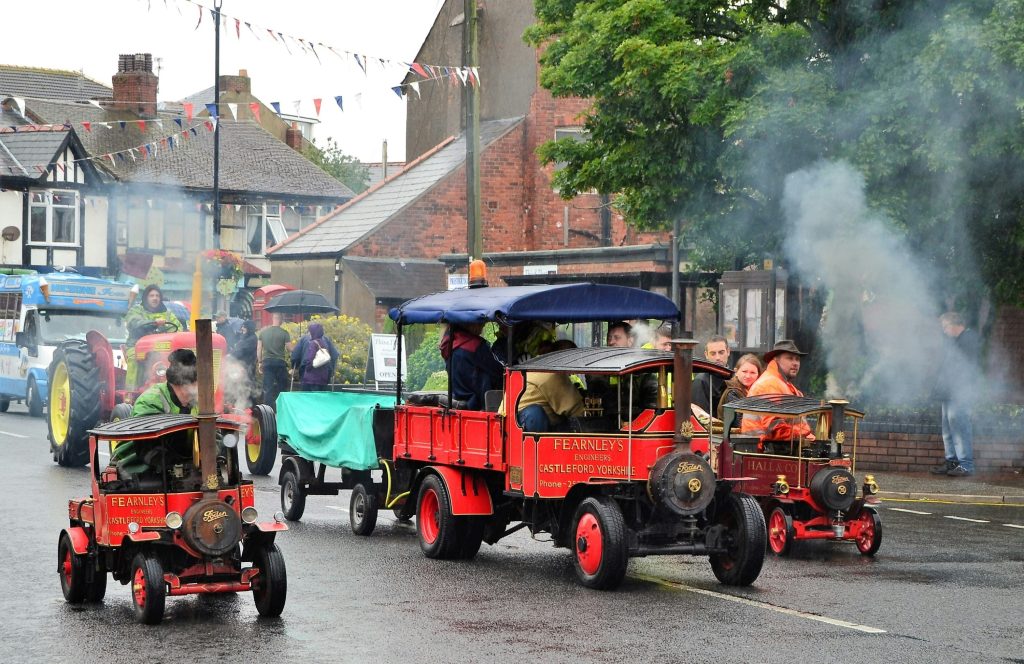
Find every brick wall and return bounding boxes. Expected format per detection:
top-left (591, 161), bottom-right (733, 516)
top-left (854, 422), bottom-right (1023, 473)
top-left (986, 305), bottom-right (1024, 401)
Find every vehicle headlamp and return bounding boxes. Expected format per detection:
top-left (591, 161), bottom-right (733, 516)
top-left (127, 521), bottom-right (140, 534)
top-left (165, 512), bottom-right (183, 529)
top-left (273, 511), bottom-right (286, 523)
top-left (241, 506), bottom-right (258, 524)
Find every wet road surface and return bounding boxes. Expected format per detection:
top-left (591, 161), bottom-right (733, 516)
top-left (1, 403), bottom-right (1022, 663)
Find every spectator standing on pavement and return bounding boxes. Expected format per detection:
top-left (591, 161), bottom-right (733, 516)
top-left (299, 322), bottom-right (338, 391)
top-left (215, 311), bottom-right (244, 352)
top-left (692, 335), bottom-right (730, 415)
top-left (932, 312), bottom-right (982, 477)
top-left (257, 312), bottom-right (290, 409)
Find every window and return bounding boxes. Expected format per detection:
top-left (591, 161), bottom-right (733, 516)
top-left (0, 292), bottom-right (21, 341)
top-left (246, 203), bottom-right (286, 256)
top-left (553, 127), bottom-right (588, 172)
top-left (28, 191), bottom-right (78, 245)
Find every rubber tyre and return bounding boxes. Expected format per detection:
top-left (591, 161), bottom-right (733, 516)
top-left (131, 553), bottom-right (166, 625)
top-left (0, 397), bottom-right (9, 412)
top-left (111, 402), bottom-right (133, 421)
top-left (416, 474), bottom-right (459, 559)
top-left (455, 516), bottom-right (485, 560)
top-left (58, 533), bottom-right (86, 603)
top-left (350, 483), bottom-right (379, 536)
top-left (280, 469), bottom-right (306, 521)
top-left (709, 493), bottom-right (767, 587)
top-left (767, 506), bottom-right (795, 557)
top-left (246, 404), bottom-right (278, 476)
top-left (252, 544), bottom-right (287, 617)
top-left (855, 508), bottom-right (883, 556)
top-left (27, 378), bottom-right (43, 417)
top-left (571, 496), bottom-right (628, 590)
top-left (85, 564), bottom-right (107, 603)
top-left (393, 506), bottom-right (412, 523)
top-left (48, 341), bottom-right (101, 467)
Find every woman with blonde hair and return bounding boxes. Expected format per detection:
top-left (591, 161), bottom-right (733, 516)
top-left (717, 353), bottom-right (765, 420)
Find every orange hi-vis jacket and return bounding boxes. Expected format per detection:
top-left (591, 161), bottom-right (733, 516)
top-left (740, 360), bottom-right (812, 442)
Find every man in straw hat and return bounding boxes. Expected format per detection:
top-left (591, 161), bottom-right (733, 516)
top-left (741, 339), bottom-right (816, 444)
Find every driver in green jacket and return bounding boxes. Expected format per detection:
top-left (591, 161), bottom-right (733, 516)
top-left (125, 285), bottom-right (184, 388)
top-left (131, 348), bottom-right (198, 416)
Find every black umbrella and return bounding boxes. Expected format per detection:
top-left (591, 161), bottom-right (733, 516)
top-left (264, 289), bottom-right (339, 315)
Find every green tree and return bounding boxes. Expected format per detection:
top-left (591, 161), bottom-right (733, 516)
top-left (526, 0), bottom-right (1024, 307)
top-left (305, 137), bottom-right (371, 194)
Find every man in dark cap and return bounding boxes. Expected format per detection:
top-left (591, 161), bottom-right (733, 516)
top-left (741, 339), bottom-right (815, 443)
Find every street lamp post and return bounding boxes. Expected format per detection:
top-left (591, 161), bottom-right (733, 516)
top-left (212, 0), bottom-right (222, 251)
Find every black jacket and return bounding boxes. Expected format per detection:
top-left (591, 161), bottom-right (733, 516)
top-left (692, 370), bottom-right (728, 415)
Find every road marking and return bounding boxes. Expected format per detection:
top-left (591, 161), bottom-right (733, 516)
top-left (0, 430), bottom-right (28, 439)
top-left (944, 516), bottom-right (989, 523)
top-left (888, 507), bottom-right (931, 515)
top-left (325, 505), bottom-right (349, 513)
top-left (1003, 524), bottom-right (1024, 530)
top-left (632, 574), bottom-right (886, 633)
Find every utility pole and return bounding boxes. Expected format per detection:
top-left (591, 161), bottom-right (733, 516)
top-left (464, 0), bottom-right (481, 261)
top-left (212, 0), bottom-right (223, 250)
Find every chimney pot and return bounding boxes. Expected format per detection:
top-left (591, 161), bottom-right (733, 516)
top-left (285, 122), bottom-right (303, 151)
top-left (112, 53), bottom-right (158, 117)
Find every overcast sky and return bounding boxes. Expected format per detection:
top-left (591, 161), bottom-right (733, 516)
top-left (0, 0), bottom-right (447, 162)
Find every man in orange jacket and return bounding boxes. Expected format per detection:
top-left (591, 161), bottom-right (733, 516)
top-left (741, 340), bottom-right (816, 444)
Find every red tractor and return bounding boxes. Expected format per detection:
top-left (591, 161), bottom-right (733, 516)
top-left (58, 320), bottom-right (288, 624)
top-left (47, 325), bottom-right (277, 475)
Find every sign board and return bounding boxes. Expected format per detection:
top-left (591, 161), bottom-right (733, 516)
top-left (522, 264), bottom-right (558, 276)
top-left (366, 333), bottom-right (407, 383)
top-left (447, 274), bottom-right (468, 290)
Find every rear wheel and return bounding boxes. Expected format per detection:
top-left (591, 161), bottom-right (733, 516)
top-left (767, 506), bottom-right (795, 557)
top-left (855, 508), bottom-right (883, 556)
top-left (246, 404), bottom-right (278, 475)
top-left (27, 378), bottom-right (43, 417)
top-left (280, 469), bottom-right (306, 521)
top-left (48, 341), bottom-right (101, 467)
top-left (709, 493), bottom-right (767, 586)
top-left (85, 564), bottom-right (107, 602)
top-left (417, 474), bottom-right (459, 559)
top-left (349, 483), bottom-right (379, 536)
top-left (455, 517), bottom-right (485, 560)
top-left (58, 533), bottom-right (86, 603)
top-left (131, 553), bottom-right (166, 625)
top-left (252, 544), bottom-right (287, 617)
top-left (0, 397), bottom-right (8, 412)
top-left (571, 496), bottom-right (628, 590)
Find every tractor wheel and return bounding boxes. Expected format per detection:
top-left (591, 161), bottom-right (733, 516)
top-left (416, 474), bottom-right (459, 559)
top-left (855, 508), bottom-right (883, 556)
top-left (349, 483), bottom-right (379, 536)
top-left (48, 341), bottom-right (101, 468)
top-left (0, 397), bottom-right (8, 412)
top-left (58, 533), bottom-right (86, 603)
top-left (130, 553), bottom-right (166, 625)
top-left (252, 544), bottom-right (287, 617)
top-left (571, 496), bottom-right (628, 590)
top-left (767, 506), bottom-right (796, 557)
top-left (455, 516), bottom-right (485, 560)
top-left (709, 493), bottom-right (767, 587)
top-left (280, 469), bottom-right (306, 522)
top-left (245, 404), bottom-right (278, 476)
top-left (27, 377), bottom-right (43, 417)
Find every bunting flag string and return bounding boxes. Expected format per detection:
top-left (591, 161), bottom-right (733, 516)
top-left (138, 0), bottom-right (480, 85)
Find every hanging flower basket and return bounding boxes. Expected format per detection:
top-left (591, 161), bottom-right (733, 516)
top-left (201, 249), bottom-right (244, 281)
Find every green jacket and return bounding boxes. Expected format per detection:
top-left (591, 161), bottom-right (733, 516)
top-left (125, 304), bottom-right (180, 348)
top-left (131, 382), bottom-right (196, 416)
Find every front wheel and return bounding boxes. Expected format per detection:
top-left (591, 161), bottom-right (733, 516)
top-left (350, 483), bottom-right (379, 536)
top-left (131, 553), bottom-right (166, 625)
top-left (767, 506), bottom-right (795, 557)
top-left (709, 493), bottom-right (767, 587)
top-left (252, 544), bottom-right (287, 617)
top-left (246, 404), bottom-right (278, 476)
top-left (58, 533), bottom-right (86, 603)
top-left (571, 496), bottom-right (628, 590)
top-left (855, 508), bottom-right (883, 556)
top-left (280, 469), bottom-right (306, 521)
top-left (27, 378), bottom-right (43, 417)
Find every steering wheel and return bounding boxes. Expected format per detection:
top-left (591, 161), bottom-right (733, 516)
top-left (136, 318), bottom-right (181, 336)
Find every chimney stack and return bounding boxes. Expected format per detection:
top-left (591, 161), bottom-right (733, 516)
top-left (285, 122), bottom-right (303, 151)
top-left (112, 53), bottom-right (158, 117)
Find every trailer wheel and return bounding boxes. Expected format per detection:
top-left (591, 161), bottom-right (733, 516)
top-left (417, 474), bottom-right (459, 559)
top-left (571, 496), bottom-right (628, 590)
top-left (245, 404), bottom-right (277, 476)
top-left (455, 517), bottom-right (485, 560)
top-left (58, 533), bottom-right (86, 603)
top-left (855, 508), bottom-right (883, 556)
top-left (767, 506), bottom-right (795, 557)
top-left (709, 493), bottom-right (766, 587)
top-left (27, 377), bottom-right (42, 417)
top-left (48, 341), bottom-right (101, 468)
top-left (131, 553), bottom-right (166, 625)
top-left (252, 544), bottom-right (287, 617)
top-left (349, 483), bottom-right (379, 536)
top-left (280, 469), bottom-right (306, 521)
top-left (0, 397), bottom-right (9, 412)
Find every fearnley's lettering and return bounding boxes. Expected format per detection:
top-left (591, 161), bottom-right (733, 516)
top-left (551, 438), bottom-right (624, 452)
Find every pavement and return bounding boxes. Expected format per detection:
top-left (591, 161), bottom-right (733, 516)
top-left (868, 468), bottom-right (1024, 504)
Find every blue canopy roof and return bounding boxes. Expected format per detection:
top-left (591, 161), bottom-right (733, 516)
top-left (389, 283), bottom-right (680, 325)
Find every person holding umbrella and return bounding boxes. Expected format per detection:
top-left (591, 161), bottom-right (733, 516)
top-left (296, 322), bottom-right (338, 391)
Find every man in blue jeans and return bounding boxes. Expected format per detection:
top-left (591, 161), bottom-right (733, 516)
top-left (932, 312), bottom-right (982, 477)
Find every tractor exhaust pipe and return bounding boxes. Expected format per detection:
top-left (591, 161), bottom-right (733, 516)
top-left (671, 339), bottom-right (698, 451)
top-left (195, 319), bottom-right (219, 493)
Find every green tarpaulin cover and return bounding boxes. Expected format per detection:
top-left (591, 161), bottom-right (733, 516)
top-left (275, 391), bottom-right (395, 470)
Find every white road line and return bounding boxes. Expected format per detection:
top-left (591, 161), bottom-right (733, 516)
top-left (888, 507), bottom-right (932, 515)
top-left (1003, 524), bottom-right (1024, 530)
top-left (325, 505), bottom-right (348, 513)
top-left (633, 574), bottom-right (886, 634)
top-left (944, 515), bottom-right (989, 523)
top-left (0, 430), bottom-right (28, 439)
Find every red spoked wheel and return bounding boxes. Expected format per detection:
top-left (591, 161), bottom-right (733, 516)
top-left (58, 533), bottom-right (86, 603)
top-left (416, 474), bottom-right (458, 559)
top-left (855, 508), bottom-right (883, 556)
top-left (571, 496), bottom-right (627, 590)
top-left (130, 553), bottom-right (166, 625)
top-left (768, 506), bottom-right (795, 557)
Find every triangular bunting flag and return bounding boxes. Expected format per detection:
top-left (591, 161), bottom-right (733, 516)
top-left (246, 22), bottom-right (260, 40)
top-left (271, 101), bottom-right (281, 115)
top-left (334, 96), bottom-right (343, 112)
top-left (411, 62), bottom-right (429, 78)
top-left (204, 120), bottom-right (214, 132)
top-left (154, 119), bottom-right (163, 130)
top-left (82, 122), bottom-right (92, 132)
top-left (174, 118), bottom-right (183, 128)
top-left (205, 103), bottom-right (218, 119)
top-left (119, 121), bottom-right (126, 130)
top-left (249, 102), bottom-right (261, 123)
top-left (391, 86), bottom-right (404, 99)
top-left (410, 82), bottom-right (421, 99)
top-left (190, 127), bottom-right (198, 136)
top-left (137, 120), bottom-right (147, 131)
top-left (129, 149), bottom-right (136, 162)
top-left (184, 102), bottom-right (194, 121)
top-left (354, 54), bottom-right (366, 74)
top-left (470, 67), bottom-right (480, 87)
top-left (267, 28), bottom-right (277, 41)
top-left (279, 33), bottom-right (291, 54)
top-left (168, 136), bottom-right (175, 149)
top-left (227, 103), bottom-right (237, 120)
top-left (292, 100), bottom-right (301, 116)
top-left (89, 100), bottom-right (102, 110)
top-left (313, 98), bottom-right (322, 116)
top-left (308, 41), bottom-right (321, 64)
top-left (234, 18), bottom-right (240, 39)
top-left (457, 68), bottom-right (469, 85)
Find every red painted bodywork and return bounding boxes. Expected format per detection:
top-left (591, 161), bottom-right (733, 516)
top-left (63, 526), bottom-right (90, 555)
top-left (252, 284), bottom-right (302, 328)
top-left (87, 331), bottom-right (117, 416)
top-left (430, 466), bottom-right (494, 515)
top-left (124, 332), bottom-right (227, 411)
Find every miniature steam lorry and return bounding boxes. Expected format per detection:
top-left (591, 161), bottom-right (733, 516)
top-left (58, 320), bottom-right (288, 624)
top-left (278, 282), bottom-right (768, 589)
top-left (714, 395), bottom-right (882, 556)
top-left (47, 317), bottom-right (277, 476)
